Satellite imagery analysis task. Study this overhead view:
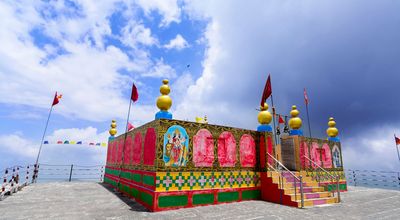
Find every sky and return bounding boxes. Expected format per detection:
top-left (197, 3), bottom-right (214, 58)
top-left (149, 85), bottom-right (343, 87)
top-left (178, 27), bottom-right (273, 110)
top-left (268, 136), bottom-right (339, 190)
top-left (1, 0), bottom-right (400, 172)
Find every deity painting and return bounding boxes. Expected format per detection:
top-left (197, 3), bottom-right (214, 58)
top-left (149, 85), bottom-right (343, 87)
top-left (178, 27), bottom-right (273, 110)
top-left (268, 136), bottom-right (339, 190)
top-left (163, 125), bottom-right (189, 167)
top-left (332, 145), bottom-right (342, 168)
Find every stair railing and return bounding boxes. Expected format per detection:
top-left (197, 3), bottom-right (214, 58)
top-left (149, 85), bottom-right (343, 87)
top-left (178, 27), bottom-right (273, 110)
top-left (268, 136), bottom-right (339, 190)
top-left (266, 152), bottom-right (304, 208)
top-left (302, 155), bottom-right (341, 202)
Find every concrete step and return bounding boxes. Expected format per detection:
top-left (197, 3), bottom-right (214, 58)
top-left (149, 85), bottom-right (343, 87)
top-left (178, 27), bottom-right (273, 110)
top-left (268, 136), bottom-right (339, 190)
top-left (289, 191), bottom-right (332, 201)
top-left (280, 181), bottom-right (319, 189)
top-left (284, 186), bottom-right (325, 194)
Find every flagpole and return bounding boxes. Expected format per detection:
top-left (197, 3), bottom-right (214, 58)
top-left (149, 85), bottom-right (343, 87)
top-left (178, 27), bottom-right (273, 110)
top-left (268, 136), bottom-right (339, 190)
top-left (32, 105), bottom-right (53, 183)
top-left (271, 94), bottom-right (278, 146)
top-left (118, 96), bottom-right (133, 186)
top-left (305, 103), bottom-right (312, 138)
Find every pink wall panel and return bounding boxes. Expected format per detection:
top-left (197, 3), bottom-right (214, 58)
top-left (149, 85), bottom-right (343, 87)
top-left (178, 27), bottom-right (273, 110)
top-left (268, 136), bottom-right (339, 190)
top-left (107, 141), bottom-right (113, 163)
top-left (117, 139), bottom-right (124, 164)
top-left (267, 136), bottom-right (274, 166)
top-left (143, 128), bottom-right (156, 165)
top-left (217, 131), bottom-right (237, 167)
top-left (239, 134), bottom-right (256, 167)
top-left (193, 129), bottom-right (214, 167)
top-left (299, 141), bottom-right (310, 169)
top-left (112, 141), bottom-right (117, 163)
top-left (321, 143), bottom-right (333, 168)
top-left (132, 133), bottom-right (142, 165)
top-left (123, 136), bottom-right (133, 165)
top-left (310, 142), bottom-right (322, 168)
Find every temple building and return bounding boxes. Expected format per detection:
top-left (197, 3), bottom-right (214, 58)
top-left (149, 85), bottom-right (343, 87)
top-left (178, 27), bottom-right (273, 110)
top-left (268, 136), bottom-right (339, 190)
top-left (104, 79), bottom-right (346, 211)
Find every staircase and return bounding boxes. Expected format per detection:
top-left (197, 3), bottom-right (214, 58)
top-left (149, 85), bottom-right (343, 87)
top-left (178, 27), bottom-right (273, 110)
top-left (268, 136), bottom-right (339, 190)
top-left (261, 153), bottom-right (340, 208)
top-left (275, 171), bottom-right (338, 207)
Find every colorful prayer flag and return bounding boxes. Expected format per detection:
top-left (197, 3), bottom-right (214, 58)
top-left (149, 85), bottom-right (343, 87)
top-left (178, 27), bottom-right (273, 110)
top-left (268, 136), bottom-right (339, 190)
top-left (260, 74), bottom-right (272, 107)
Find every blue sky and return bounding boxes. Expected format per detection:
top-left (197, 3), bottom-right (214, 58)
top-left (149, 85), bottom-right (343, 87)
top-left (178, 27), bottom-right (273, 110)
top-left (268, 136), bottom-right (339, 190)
top-left (1, 0), bottom-right (400, 172)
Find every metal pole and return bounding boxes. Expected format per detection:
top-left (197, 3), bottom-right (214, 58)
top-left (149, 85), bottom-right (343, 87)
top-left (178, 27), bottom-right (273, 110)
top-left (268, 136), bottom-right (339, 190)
top-left (118, 99), bottom-right (132, 188)
top-left (294, 176), bottom-right (297, 202)
top-left (336, 175), bottom-right (341, 202)
top-left (299, 176), bottom-right (304, 208)
top-left (353, 170), bottom-right (357, 186)
top-left (394, 134), bottom-right (400, 164)
top-left (69, 164), bottom-right (73, 182)
top-left (305, 103), bottom-right (312, 138)
top-left (33, 105), bottom-right (54, 183)
top-left (271, 95), bottom-right (278, 147)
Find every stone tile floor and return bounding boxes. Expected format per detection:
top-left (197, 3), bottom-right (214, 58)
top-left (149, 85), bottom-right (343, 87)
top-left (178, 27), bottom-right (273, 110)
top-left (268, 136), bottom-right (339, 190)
top-left (0, 182), bottom-right (399, 220)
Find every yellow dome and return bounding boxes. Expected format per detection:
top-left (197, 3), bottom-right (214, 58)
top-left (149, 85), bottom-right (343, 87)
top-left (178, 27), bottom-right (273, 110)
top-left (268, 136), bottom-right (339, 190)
top-left (156, 79), bottom-right (172, 111)
top-left (326, 117), bottom-right (339, 137)
top-left (258, 103), bottom-right (272, 124)
top-left (289, 105), bottom-right (302, 129)
top-left (109, 119), bottom-right (117, 136)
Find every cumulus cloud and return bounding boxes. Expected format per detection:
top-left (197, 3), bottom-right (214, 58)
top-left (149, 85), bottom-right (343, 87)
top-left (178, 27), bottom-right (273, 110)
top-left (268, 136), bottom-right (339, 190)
top-left (0, 127), bottom-right (109, 170)
top-left (164, 34), bottom-right (190, 50)
top-left (0, 1), bottom-right (176, 123)
top-left (120, 20), bottom-right (159, 47)
top-left (136, 0), bottom-right (181, 27)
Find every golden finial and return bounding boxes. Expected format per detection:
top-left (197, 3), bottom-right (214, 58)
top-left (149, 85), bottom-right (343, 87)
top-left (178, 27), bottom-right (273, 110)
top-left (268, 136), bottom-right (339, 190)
top-left (258, 103), bottom-right (272, 125)
top-left (289, 105), bottom-right (302, 129)
top-left (326, 117), bottom-right (339, 137)
top-left (109, 119), bottom-right (117, 137)
top-left (156, 79), bottom-right (172, 111)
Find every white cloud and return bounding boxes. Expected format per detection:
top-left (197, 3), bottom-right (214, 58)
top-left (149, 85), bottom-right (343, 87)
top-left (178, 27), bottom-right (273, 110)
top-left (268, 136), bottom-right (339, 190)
top-left (136, 0), bottom-right (181, 27)
top-left (143, 58), bottom-right (177, 78)
top-left (0, 1), bottom-right (176, 123)
top-left (120, 20), bottom-right (159, 47)
top-left (164, 34), bottom-right (189, 50)
top-left (342, 125), bottom-right (400, 171)
top-left (0, 127), bottom-right (110, 169)
top-left (0, 134), bottom-right (38, 159)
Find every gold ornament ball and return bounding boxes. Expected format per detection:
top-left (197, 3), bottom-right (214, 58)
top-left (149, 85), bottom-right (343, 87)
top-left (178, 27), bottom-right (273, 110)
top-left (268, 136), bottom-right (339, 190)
top-left (160, 79), bottom-right (170, 95)
top-left (156, 79), bottom-right (172, 111)
top-left (289, 105), bottom-right (302, 129)
top-left (157, 95), bottom-right (172, 111)
top-left (258, 103), bottom-right (272, 125)
top-left (109, 119), bottom-right (117, 136)
top-left (290, 105), bottom-right (299, 117)
top-left (326, 117), bottom-right (339, 137)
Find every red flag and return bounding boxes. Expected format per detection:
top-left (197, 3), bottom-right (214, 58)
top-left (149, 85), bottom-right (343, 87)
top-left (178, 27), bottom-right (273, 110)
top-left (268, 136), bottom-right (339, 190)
top-left (52, 92), bottom-right (62, 106)
top-left (304, 88), bottom-right (309, 105)
top-left (260, 74), bottom-right (272, 107)
top-left (278, 115), bottom-right (285, 124)
top-left (131, 83), bottom-right (138, 102)
top-left (128, 122), bottom-right (135, 131)
top-left (395, 135), bottom-right (400, 145)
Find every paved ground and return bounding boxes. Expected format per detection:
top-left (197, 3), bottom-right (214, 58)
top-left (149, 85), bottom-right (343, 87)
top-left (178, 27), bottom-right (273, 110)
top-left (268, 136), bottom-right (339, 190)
top-left (0, 182), bottom-right (399, 220)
